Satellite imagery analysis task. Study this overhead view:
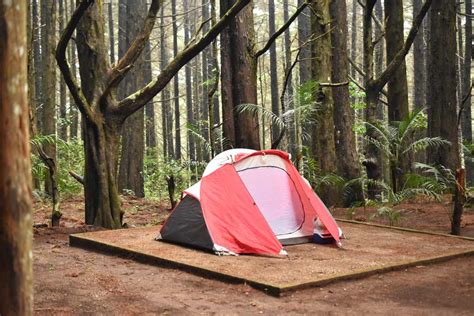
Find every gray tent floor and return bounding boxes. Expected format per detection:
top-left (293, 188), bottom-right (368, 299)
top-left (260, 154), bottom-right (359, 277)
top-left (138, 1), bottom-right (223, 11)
top-left (69, 221), bottom-right (474, 296)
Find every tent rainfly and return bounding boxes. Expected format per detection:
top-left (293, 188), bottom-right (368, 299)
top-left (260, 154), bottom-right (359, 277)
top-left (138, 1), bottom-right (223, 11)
top-left (156, 149), bottom-right (343, 256)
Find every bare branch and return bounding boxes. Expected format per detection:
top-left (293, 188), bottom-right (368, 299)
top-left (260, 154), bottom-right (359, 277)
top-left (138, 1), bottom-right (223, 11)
top-left (103, 0), bottom-right (161, 96)
top-left (254, 1), bottom-right (308, 59)
top-left (116, 0), bottom-right (251, 118)
top-left (320, 82), bottom-right (349, 87)
top-left (370, 0), bottom-right (433, 91)
top-left (56, 0), bottom-right (94, 120)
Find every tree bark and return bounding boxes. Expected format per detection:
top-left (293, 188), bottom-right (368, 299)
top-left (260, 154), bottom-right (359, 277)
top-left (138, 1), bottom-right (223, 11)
top-left (161, 5), bottom-right (174, 159)
top-left (462, 0), bottom-right (473, 185)
top-left (0, 0), bottom-right (33, 313)
top-left (330, 0), bottom-right (362, 204)
top-left (413, 0), bottom-right (427, 109)
top-left (220, 0), bottom-right (260, 149)
top-left (310, 0), bottom-right (338, 206)
top-left (374, 0), bottom-right (384, 121)
top-left (172, 0), bottom-right (181, 159)
top-left (297, 0), bottom-right (311, 85)
top-left (59, 0), bottom-right (68, 141)
top-left (385, 0), bottom-right (410, 192)
top-left (67, 0), bottom-right (79, 139)
top-left (184, 0), bottom-right (196, 160)
top-left (41, 0), bottom-right (57, 195)
top-left (268, 0), bottom-right (280, 144)
top-left (118, 0), bottom-right (146, 197)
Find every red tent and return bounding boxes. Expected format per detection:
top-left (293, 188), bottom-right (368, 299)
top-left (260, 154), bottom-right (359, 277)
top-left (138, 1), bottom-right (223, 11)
top-left (157, 149), bottom-right (342, 256)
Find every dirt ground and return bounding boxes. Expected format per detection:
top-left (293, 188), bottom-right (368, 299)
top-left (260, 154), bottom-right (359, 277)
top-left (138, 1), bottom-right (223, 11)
top-left (33, 196), bottom-right (474, 314)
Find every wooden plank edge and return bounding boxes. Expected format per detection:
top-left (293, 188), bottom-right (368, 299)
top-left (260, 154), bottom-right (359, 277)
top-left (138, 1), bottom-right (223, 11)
top-left (69, 234), bottom-right (283, 297)
top-left (335, 218), bottom-right (474, 241)
top-left (278, 248), bottom-right (474, 295)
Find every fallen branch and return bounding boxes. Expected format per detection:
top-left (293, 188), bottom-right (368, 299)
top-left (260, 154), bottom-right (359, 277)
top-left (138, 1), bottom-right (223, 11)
top-left (69, 170), bottom-right (84, 185)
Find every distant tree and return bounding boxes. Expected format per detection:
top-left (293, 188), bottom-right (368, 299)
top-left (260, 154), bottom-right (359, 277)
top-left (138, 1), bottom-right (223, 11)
top-left (59, 0), bottom-right (68, 140)
top-left (57, 0), bottom-right (251, 228)
top-left (118, 0), bottom-right (147, 198)
top-left (172, 0), bottom-right (181, 159)
top-left (268, 0), bottom-right (280, 144)
top-left (0, 1), bottom-right (33, 313)
top-left (362, 0), bottom-right (432, 198)
top-left (40, 0), bottom-right (57, 195)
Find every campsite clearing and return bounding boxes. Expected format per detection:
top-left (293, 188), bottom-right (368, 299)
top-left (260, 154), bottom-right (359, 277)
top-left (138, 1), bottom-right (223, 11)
top-left (69, 221), bottom-right (474, 296)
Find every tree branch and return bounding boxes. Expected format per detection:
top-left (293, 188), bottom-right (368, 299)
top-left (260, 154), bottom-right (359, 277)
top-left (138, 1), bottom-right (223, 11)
top-left (56, 0), bottom-right (94, 120)
top-left (370, 0), bottom-right (433, 91)
top-left (103, 0), bottom-right (161, 97)
top-left (116, 0), bottom-right (251, 118)
top-left (254, 1), bottom-right (308, 59)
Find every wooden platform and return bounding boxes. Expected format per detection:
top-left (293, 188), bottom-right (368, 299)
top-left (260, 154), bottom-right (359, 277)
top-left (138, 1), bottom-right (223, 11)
top-left (69, 222), bottom-right (474, 296)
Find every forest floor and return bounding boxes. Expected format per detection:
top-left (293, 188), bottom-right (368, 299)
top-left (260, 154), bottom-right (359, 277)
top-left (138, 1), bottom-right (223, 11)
top-left (33, 196), bottom-right (474, 314)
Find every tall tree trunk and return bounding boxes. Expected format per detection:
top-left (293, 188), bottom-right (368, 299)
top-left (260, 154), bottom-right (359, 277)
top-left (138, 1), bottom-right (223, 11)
top-left (268, 0), bottom-right (280, 144)
top-left (385, 0), bottom-right (410, 192)
top-left (310, 0), bottom-right (338, 206)
top-left (184, 0), bottom-right (196, 160)
top-left (374, 1), bottom-right (384, 121)
top-left (108, 1), bottom-right (115, 64)
top-left (201, 0), bottom-right (210, 160)
top-left (68, 0), bottom-right (79, 139)
top-left (160, 5), bottom-right (173, 159)
top-left (32, 0), bottom-right (42, 134)
top-left (297, 0), bottom-right (311, 85)
top-left (41, 0), bottom-right (57, 195)
top-left (59, 0), bottom-right (68, 141)
top-left (144, 41), bottom-right (156, 149)
top-left (77, 1), bottom-right (122, 228)
top-left (0, 0), bottom-right (33, 312)
top-left (350, 0), bottom-right (358, 84)
top-left (427, 0), bottom-right (463, 233)
top-left (283, 0), bottom-right (296, 157)
top-left (118, 0), bottom-right (146, 197)
top-left (220, 0), bottom-right (260, 149)
top-left (330, 0), bottom-right (362, 205)
top-left (462, 0), bottom-right (473, 185)
top-left (172, 0), bottom-right (181, 159)
top-left (413, 0), bottom-right (427, 109)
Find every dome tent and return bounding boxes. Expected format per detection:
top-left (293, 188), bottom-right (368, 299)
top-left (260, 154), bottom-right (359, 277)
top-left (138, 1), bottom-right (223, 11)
top-left (156, 149), bottom-right (342, 256)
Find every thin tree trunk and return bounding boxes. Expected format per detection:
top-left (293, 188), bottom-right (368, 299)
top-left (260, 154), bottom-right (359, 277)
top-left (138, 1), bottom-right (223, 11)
top-left (41, 0), bottom-right (57, 195)
top-left (311, 1), bottom-right (338, 206)
top-left (283, 0), bottom-right (295, 157)
top-left (413, 0), bottom-right (427, 109)
top-left (108, 1), bottom-right (115, 64)
top-left (59, 0), bottom-right (68, 141)
top-left (0, 1), bottom-right (33, 312)
top-left (172, 0), bottom-right (181, 159)
top-left (32, 0), bottom-right (42, 134)
top-left (184, 0), bottom-right (196, 160)
top-left (269, 0), bottom-right (280, 144)
top-left (144, 41), bottom-right (156, 149)
top-left (161, 5), bottom-right (173, 159)
top-left (68, 0), bottom-right (79, 139)
top-left (297, 0), bottom-right (311, 85)
top-left (462, 0), bottom-right (473, 185)
top-left (374, 1), bottom-right (384, 121)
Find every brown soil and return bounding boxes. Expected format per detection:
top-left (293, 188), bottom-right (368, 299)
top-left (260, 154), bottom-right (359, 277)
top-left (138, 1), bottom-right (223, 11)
top-left (34, 196), bottom-right (474, 314)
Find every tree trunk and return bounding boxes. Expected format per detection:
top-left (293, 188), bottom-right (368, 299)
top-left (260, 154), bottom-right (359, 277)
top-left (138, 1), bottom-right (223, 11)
top-left (0, 1), bottom-right (33, 312)
top-left (385, 0), bottom-right (410, 191)
top-left (32, 0), bottom-right (42, 134)
top-left (310, 0), bottom-right (338, 206)
top-left (59, 0), bottom-right (68, 141)
top-left (462, 0), bottom-right (473, 185)
top-left (172, 0), bottom-right (181, 159)
top-left (220, 0), bottom-right (260, 149)
top-left (283, 0), bottom-right (295, 157)
top-left (413, 0), bottom-right (427, 109)
top-left (330, 0), bottom-right (362, 205)
top-left (268, 0), bottom-right (280, 144)
top-left (161, 5), bottom-right (173, 159)
top-left (297, 0), bottom-right (311, 85)
top-left (374, 0), bottom-right (385, 121)
top-left (144, 41), bottom-right (156, 149)
top-left (77, 1), bottom-right (123, 228)
top-left (108, 1), bottom-right (115, 64)
top-left (184, 0), bottom-right (196, 160)
top-left (68, 0), bottom-right (79, 139)
top-left (427, 0), bottom-right (460, 172)
top-left (41, 0), bottom-right (57, 195)
top-left (118, 0), bottom-right (146, 197)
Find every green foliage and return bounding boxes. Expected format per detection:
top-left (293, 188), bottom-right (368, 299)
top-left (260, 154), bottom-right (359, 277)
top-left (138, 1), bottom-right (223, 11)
top-left (300, 146), bottom-right (345, 192)
top-left (370, 206), bottom-right (401, 226)
top-left (31, 135), bottom-right (84, 197)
